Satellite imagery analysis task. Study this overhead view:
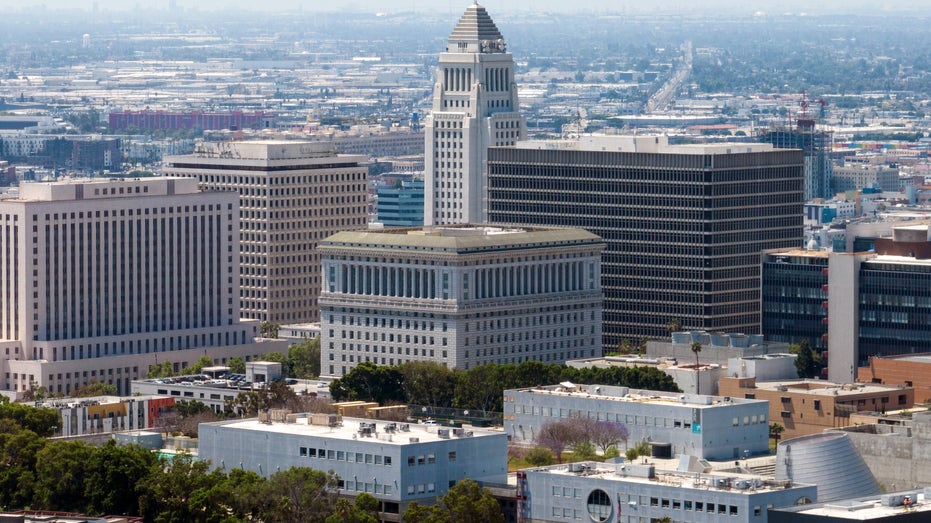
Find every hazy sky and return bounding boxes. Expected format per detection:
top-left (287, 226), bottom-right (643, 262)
top-left (3, 0), bottom-right (928, 15)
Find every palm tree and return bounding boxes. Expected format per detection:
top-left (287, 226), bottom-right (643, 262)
top-left (691, 342), bottom-right (703, 395)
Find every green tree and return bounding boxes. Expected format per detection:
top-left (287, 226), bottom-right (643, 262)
top-left (72, 380), bottom-right (118, 397)
top-left (400, 361), bottom-right (457, 408)
top-left (0, 398), bottom-right (61, 437)
top-left (329, 362), bottom-right (404, 404)
top-left (228, 357), bottom-right (246, 375)
top-left (180, 355), bottom-right (214, 376)
top-left (288, 337), bottom-right (321, 379)
top-left (791, 339), bottom-right (824, 379)
top-left (441, 478), bottom-right (504, 523)
top-left (255, 467), bottom-right (339, 523)
top-left (525, 446), bottom-right (555, 466)
top-left (769, 423), bottom-right (785, 443)
top-left (84, 441), bottom-right (159, 516)
top-left (325, 493), bottom-right (379, 523)
top-left (691, 342), bottom-right (703, 394)
top-left (402, 478), bottom-right (503, 523)
top-left (148, 360), bottom-right (176, 378)
top-left (137, 453), bottom-right (228, 523)
top-left (260, 321), bottom-right (280, 339)
top-left (666, 317), bottom-right (683, 334)
top-left (0, 426), bottom-right (47, 509)
top-left (34, 440), bottom-right (95, 511)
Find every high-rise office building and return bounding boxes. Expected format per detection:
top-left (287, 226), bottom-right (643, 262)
top-left (318, 225), bottom-right (604, 377)
top-left (424, 3), bottom-right (526, 225)
top-left (0, 178), bottom-right (287, 396)
top-left (164, 141), bottom-right (368, 324)
top-left (765, 225), bottom-right (931, 383)
top-left (377, 180), bottom-right (424, 226)
top-left (487, 135), bottom-right (804, 350)
top-left (760, 116), bottom-right (833, 200)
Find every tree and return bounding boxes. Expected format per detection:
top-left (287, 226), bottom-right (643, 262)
top-left (589, 420), bottom-right (629, 452)
top-left (666, 317), bottom-right (683, 334)
top-left (289, 337), bottom-right (321, 379)
top-left (84, 441), bottom-right (159, 516)
top-left (769, 423), bottom-right (785, 443)
top-left (260, 321), bottom-right (280, 339)
top-left (72, 380), bottom-right (118, 397)
top-left (228, 357), bottom-right (246, 375)
top-left (329, 362), bottom-right (404, 404)
top-left (255, 467), bottom-right (339, 523)
top-left (400, 361), bottom-right (457, 409)
top-left (325, 493), bottom-right (379, 523)
top-left (403, 478), bottom-right (503, 523)
top-left (180, 355), bottom-right (214, 376)
top-left (691, 342), bottom-right (703, 395)
top-left (137, 452), bottom-right (229, 523)
top-left (525, 446), bottom-right (555, 466)
top-left (441, 478), bottom-right (504, 523)
top-left (791, 339), bottom-right (824, 379)
top-left (536, 419), bottom-right (584, 463)
top-left (33, 440), bottom-right (95, 511)
top-left (0, 398), bottom-right (60, 437)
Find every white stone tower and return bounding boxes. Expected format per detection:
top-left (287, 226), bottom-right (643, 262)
top-left (424, 3), bottom-right (526, 225)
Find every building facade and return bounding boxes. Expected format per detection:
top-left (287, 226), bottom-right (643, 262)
top-left (761, 249), bottom-right (829, 353)
top-left (164, 141), bottom-right (368, 324)
top-left (519, 460), bottom-right (817, 523)
top-left (318, 225), bottom-right (604, 377)
top-left (505, 383), bottom-right (771, 460)
top-left (764, 225), bottom-right (931, 383)
top-left (377, 180), bottom-right (424, 226)
top-left (424, 3), bottom-right (526, 225)
top-left (198, 416), bottom-right (507, 518)
top-left (718, 377), bottom-right (914, 440)
top-left (0, 178), bottom-right (287, 396)
top-left (832, 163), bottom-right (899, 193)
top-left (487, 135), bottom-right (804, 348)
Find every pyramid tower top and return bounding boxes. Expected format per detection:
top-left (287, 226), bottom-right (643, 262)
top-left (446, 3), bottom-right (507, 53)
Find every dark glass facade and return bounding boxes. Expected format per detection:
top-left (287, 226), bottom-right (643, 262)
top-left (487, 145), bottom-right (804, 350)
top-left (761, 252), bottom-right (828, 351)
top-left (858, 261), bottom-right (931, 364)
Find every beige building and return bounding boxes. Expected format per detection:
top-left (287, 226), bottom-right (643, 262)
top-left (318, 225), bottom-right (604, 376)
top-left (0, 177), bottom-right (287, 396)
top-left (719, 376), bottom-right (914, 440)
top-left (424, 4), bottom-right (526, 225)
top-left (164, 141), bottom-right (368, 324)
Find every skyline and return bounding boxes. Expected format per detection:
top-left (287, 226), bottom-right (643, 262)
top-left (4, 0), bottom-right (929, 16)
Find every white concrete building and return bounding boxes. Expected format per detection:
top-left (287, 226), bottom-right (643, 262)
top-left (505, 383), bottom-right (771, 460)
top-left (318, 225), bottom-right (604, 376)
top-left (164, 141), bottom-right (369, 324)
top-left (424, 3), bottom-right (526, 225)
top-left (199, 416), bottom-right (508, 518)
top-left (0, 177), bottom-right (287, 396)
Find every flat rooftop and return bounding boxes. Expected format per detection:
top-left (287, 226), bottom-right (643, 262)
top-left (752, 380), bottom-right (908, 397)
top-left (513, 135), bottom-right (775, 155)
top-left (205, 416), bottom-right (504, 445)
top-left (776, 491), bottom-right (931, 519)
top-left (868, 352), bottom-right (931, 364)
top-left (527, 460), bottom-right (800, 495)
top-left (320, 225), bottom-right (602, 253)
top-left (509, 384), bottom-right (763, 409)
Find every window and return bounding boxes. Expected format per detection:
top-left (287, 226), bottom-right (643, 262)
top-left (586, 489), bottom-right (612, 522)
top-left (408, 456), bottom-right (415, 466)
top-left (299, 447), bottom-right (307, 457)
top-left (448, 451), bottom-right (456, 462)
top-left (813, 400), bottom-right (821, 410)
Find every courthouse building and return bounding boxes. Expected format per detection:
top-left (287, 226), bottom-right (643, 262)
top-left (318, 225), bottom-right (604, 376)
top-left (0, 177), bottom-right (286, 396)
